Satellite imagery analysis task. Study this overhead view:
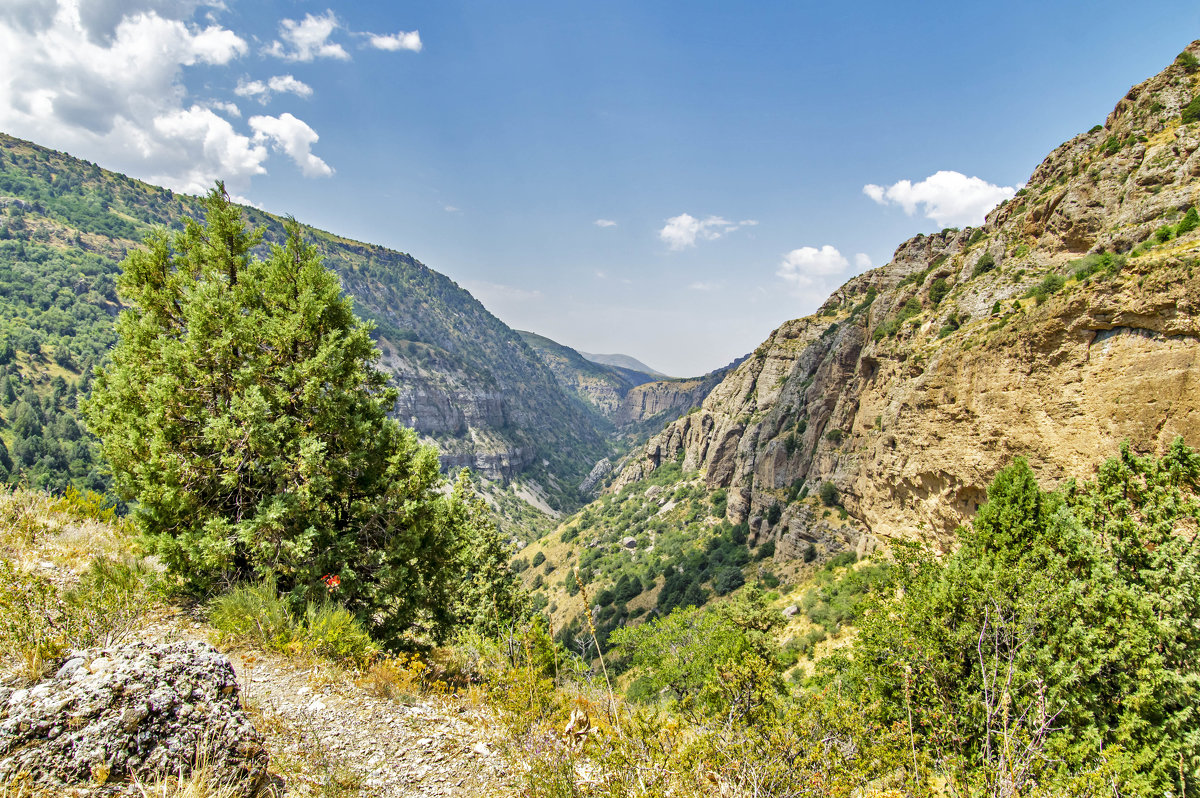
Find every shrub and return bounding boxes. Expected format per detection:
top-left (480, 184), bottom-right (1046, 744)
top-left (208, 578), bottom-right (377, 666)
top-left (1177, 207), bottom-right (1199, 235)
top-left (1155, 224), bottom-right (1175, 243)
top-left (712, 566), bottom-right (745, 596)
top-left (765, 503), bottom-right (783, 525)
top-left (971, 251), bottom-right (996, 278)
top-left (823, 428), bottom-right (845, 445)
top-left (1183, 95), bottom-right (1200, 125)
top-left (531, 551), bottom-right (546, 568)
top-left (819, 481), bottom-right (839, 507)
top-left (1178, 50), bottom-right (1200, 74)
top-left (1026, 272), bottom-right (1066, 304)
top-left (928, 277), bottom-right (949, 306)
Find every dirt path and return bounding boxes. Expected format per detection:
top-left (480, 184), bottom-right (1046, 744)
top-left (140, 606), bottom-right (519, 798)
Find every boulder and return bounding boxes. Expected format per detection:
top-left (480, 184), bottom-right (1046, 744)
top-left (0, 641), bottom-right (267, 794)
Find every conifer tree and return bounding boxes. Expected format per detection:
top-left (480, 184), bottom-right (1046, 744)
top-left (84, 184), bottom-right (482, 642)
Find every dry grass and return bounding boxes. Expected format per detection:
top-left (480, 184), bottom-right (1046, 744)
top-left (0, 485), bottom-right (139, 576)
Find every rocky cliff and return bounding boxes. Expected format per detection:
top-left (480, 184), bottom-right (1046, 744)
top-left (616, 43), bottom-right (1200, 558)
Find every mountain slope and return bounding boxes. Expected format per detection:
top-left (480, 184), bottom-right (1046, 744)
top-left (0, 132), bottom-right (607, 504)
top-left (578, 351), bottom-right (668, 378)
top-left (519, 330), bottom-right (740, 453)
top-left (615, 42), bottom-right (1200, 560)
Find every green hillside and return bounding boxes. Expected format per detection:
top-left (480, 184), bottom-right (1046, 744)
top-left (0, 132), bottom-right (609, 504)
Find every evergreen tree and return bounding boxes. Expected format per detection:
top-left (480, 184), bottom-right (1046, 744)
top-left (84, 184), bottom-right (473, 643)
top-left (448, 470), bottom-right (528, 636)
top-left (846, 443), bottom-right (1200, 796)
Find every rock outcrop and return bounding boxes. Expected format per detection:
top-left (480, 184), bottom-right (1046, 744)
top-left (0, 642), bottom-right (267, 794)
top-left (617, 42), bottom-right (1200, 559)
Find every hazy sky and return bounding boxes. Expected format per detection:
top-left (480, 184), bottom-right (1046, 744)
top-left (2, 1), bottom-right (1199, 375)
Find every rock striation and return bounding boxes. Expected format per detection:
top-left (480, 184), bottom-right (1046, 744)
top-left (0, 642), bottom-right (267, 794)
top-left (616, 42), bottom-right (1200, 560)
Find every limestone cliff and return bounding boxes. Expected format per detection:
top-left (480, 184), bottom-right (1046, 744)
top-left (616, 43), bottom-right (1200, 558)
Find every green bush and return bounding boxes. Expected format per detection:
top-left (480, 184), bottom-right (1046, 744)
top-left (823, 428), bottom-right (844, 445)
top-left (712, 566), bottom-right (745, 596)
top-left (209, 578), bottom-right (378, 665)
top-left (1178, 51), bottom-right (1200, 73)
top-left (970, 251), bottom-right (996, 278)
top-left (928, 277), bottom-right (949, 306)
top-left (1183, 95), bottom-right (1200, 125)
top-left (531, 551), bottom-right (546, 568)
top-left (819, 481), bottom-right (839, 507)
top-left (1026, 272), bottom-right (1066, 304)
top-left (1177, 206), bottom-right (1199, 235)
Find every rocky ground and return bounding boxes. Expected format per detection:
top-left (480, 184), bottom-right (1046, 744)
top-left (137, 605), bottom-right (519, 798)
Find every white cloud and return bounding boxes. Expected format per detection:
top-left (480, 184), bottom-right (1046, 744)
top-left (863, 170), bottom-right (1016, 228)
top-left (208, 100), bottom-right (241, 118)
top-left (249, 113), bottom-right (333, 178)
top-left (369, 30), bottom-right (422, 52)
top-left (444, 205), bottom-right (460, 213)
top-left (777, 245), bottom-right (850, 290)
top-left (234, 74), bottom-right (313, 103)
top-left (659, 213), bottom-right (757, 250)
top-left (594, 219), bottom-right (617, 228)
top-left (854, 253), bottom-right (872, 270)
top-left (689, 281), bottom-right (720, 291)
top-left (265, 11), bottom-right (348, 62)
top-left (0, 3), bottom-right (335, 194)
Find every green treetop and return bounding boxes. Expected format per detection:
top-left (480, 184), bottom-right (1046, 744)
top-left (85, 184), bottom-right (515, 644)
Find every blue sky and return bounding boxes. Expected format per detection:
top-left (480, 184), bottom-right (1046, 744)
top-left (2, 1), bottom-right (1199, 375)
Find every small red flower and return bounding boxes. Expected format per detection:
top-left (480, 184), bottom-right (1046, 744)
top-left (321, 573), bottom-right (341, 591)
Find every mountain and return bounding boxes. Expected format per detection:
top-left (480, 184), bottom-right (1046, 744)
top-left (577, 350), bottom-right (668, 378)
top-left (608, 43), bottom-right (1200, 563)
top-left (0, 132), bottom-right (607, 505)
top-left (517, 330), bottom-right (657, 421)
top-left (518, 330), bottom-right (739, 459)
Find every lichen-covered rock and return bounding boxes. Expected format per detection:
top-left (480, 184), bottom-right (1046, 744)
top-left (0, 641), bottom-right (267, 794)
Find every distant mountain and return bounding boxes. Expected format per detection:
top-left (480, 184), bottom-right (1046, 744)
top-left (519, 330), bottom-right (738, 464)
top-left (577, 350), bottom-right (669, 378)
top-left (0, 132), bottom-right (608, 506)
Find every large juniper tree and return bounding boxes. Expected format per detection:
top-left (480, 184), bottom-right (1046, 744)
top-left (85, 184), bottom-right (477, 643)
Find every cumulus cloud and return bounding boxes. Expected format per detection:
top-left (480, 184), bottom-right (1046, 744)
top-left (234, 74), bottom-right (313, 103)
top-left (659, 213), bottom-right (757, 250)
top-left (265, 11), bottom-right (348, 62)
top-left (855, 253), bottom-right (873, 270)
top-left (369, 30), bottom-right (422, 52)
top-left (594, 219), bottom-right (617, 228)
top-left (0, 3), bottom-right (336, 194)
top-left (777, 245), bottom-right (851, 290)
top-left (249, 113), bottom-right (333, 177)
top-left (863, 170), bottom-right (1017, 228)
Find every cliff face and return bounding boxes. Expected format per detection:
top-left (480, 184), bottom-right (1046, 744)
top-left (617, 43), bottom-right (1200, 556)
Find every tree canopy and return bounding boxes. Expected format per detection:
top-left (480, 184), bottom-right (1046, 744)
top-left (84, 185), bottom-right (520, 643)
